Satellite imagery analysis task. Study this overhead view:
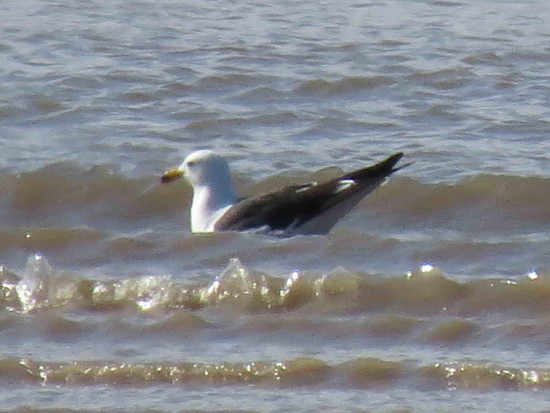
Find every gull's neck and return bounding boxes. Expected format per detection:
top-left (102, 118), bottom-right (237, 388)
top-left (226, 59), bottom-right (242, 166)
top-left (190, 182), bottom-right (237, 232)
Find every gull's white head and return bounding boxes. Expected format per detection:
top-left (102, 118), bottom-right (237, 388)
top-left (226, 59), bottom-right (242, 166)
top-left (181, 150), bottom-right (232, 188)
top-left (161, 150), bottom-right (233, 188)
top-left (161, 150), bottom-right (238, 232)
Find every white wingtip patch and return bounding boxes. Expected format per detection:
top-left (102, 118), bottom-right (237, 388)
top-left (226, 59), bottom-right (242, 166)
top-left (295, 183), bottom-right (317, 194)
top-left (334, 179), bottom-right (356, 194)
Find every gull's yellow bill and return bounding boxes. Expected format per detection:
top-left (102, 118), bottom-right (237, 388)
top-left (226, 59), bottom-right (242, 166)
top-left (160, 168), bottom-right (183, 183)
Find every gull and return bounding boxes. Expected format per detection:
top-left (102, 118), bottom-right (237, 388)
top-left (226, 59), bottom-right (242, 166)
top-left (161, 150), bottom-right (407, 236)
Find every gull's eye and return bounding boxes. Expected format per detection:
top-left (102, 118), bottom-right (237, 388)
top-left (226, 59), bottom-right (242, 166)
top-left (187, 161), bottom-right (195, 168)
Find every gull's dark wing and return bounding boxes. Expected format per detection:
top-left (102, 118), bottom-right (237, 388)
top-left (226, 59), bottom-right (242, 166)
top-left (214, 153), bottom-right (405, 235)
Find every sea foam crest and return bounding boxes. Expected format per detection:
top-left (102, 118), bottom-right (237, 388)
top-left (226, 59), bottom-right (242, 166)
top-left (205, 258), bottom-right (270, 304)
top-left (15, 254), bottom-right (53, 313)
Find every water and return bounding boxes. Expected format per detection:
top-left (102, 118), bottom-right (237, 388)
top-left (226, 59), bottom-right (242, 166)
top-left (2, 0), bottom-right (550, 411)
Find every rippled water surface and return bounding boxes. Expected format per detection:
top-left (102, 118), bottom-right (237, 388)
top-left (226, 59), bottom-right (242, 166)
top-left (2, 0), bottom-right (550, 411)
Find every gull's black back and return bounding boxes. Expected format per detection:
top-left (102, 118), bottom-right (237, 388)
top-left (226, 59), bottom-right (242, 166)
top-left (214, 152), bottom-right (405, 235)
